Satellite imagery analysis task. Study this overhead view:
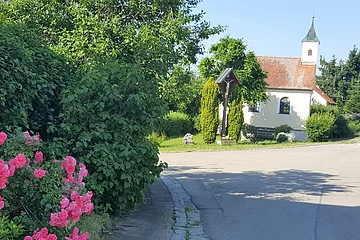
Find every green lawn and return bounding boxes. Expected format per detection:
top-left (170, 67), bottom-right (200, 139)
top-left (159, 134), bottom-right (360, 153)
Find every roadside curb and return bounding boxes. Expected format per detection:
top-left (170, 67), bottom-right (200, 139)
top-left (161, 175), bottom-right (207, 240)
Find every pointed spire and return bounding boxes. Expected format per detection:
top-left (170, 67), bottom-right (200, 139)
top-left (302, 16), bottom-right (320, 43)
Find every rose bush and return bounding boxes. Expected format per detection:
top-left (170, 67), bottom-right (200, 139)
top-left (0, 131), bottom-right (93, 239)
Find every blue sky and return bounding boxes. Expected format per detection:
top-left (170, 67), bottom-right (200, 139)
top-left (195, 0), bottom-right (360, 63)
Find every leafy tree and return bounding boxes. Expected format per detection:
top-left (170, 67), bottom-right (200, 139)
top-left (199, 36), bottom-right (267, 139)
top-left (345, 81), bottom-right (360, 113)
top-left (159, 66), bottom-right (203, 117)
top-left (317, 47), bottom-right (360, 106)
top-left (0, 22), bottom-right (76, 139)
top-left (1, 0), bottom-right (224, 211)
top-left (2, 0), bottom-right (224, 74)
top-left (200, 78), bottom-right (219, 144)
top-left (199, 36), bottom-right (267, 104)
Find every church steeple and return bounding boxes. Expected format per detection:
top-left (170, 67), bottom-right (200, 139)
top-left (302, 16), bottom-right (320, 43)
top-left (301, 16), bottom-right (320, 64)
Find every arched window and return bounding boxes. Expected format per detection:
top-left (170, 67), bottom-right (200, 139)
top-left (279, 97), bottom-right (290, 114)
top-left (308, 49), bottom-right (313, 56)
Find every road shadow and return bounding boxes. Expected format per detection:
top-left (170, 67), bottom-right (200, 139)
top-left (165, 167), bottom-right (360, 240)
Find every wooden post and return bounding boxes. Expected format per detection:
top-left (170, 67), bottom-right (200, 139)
top-left (221, 81), bottom-right (230, 137)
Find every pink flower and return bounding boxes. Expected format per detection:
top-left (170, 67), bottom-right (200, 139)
top-left (0, 132), bottom-right (7, 146)
top-left (0, 196), bottom-right (4, 210)
top-left (65, 227), bottom-right (89, 240)
top-left (34, 151), bottom-right (44, 164)
top-left (62, 156), bottom-right (76, 175)
top-left (23, 131), bottom-right (30, 139)
top-left (70, 191), bottom-right (79, 201)
top-left (25, 227), bottom-right (58, 240)
top-left (0, 160), bottom-right (10, 189)
top-left (34, 168), bottom-right (47, 178)
top-left (60, 196), bottom-right (70, 209)
top-left (50, 209), bottom-right (69, 228)
top-left (14, 154), bottom-right (27, 168)
top-left (23, 131), bottom-right (40, 146)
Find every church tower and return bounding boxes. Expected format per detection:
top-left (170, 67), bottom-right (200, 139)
top-left (301, 16), bottom-right (320, 64)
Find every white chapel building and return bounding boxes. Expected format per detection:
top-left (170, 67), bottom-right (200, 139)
top-left (242, 17), bottom-right (335, 141)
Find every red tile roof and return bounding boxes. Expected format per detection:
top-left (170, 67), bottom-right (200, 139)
top-left (256, 56), bottom-right (316, 90)
top-left (313, 85), bottom-right (336, 104)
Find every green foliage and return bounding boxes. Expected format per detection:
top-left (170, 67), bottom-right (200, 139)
top-left (316, 47), bottom-right (360, 106)
top-left (55, 61), bottom-right (167, 211)
top-left (160, 66), bottom-right (204, 117)
top-left (227, 99), bottom-right (244, 142)
top-left (305, 113), bottom-right (336, 142)
top-left (274, 125), bottom-right (293, 137)
top-left (276, 132), bottom-right (295, 143)
top-left (345, 82), bottom-right (360, 113)
top-left (332, 115), bottom-right (353, 138)
top-left (162, 112), bottom-right (194, 138)
top-left (0, 214), bottom-right (24, 240)
top-left (0, 22), bottom-right (76, 140)
top-left (147, 132), bottom-right (166, 147)
top-left (198, 36), bottom-right (268, 104)
top-left (200, 78), bottom-right (219, 144)
top-left (2, 0), bottom-right (224, 74)
top-left (193, 114), bottom-right (202, 132)
top-left (348, 119), bottom-right (360, 135)
top-left (310, 104), bottom-right (341, 116)
top-left (74, 213), bottom-right (111, 240)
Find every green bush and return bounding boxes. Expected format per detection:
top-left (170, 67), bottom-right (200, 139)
top-left (147, 132), bottom-right (166, 146)
top-left (305, 112), bottom-right (336, 142)
top-left (332, 115), bottom-right (353, 138)
top-left (193, 114), bottom-right (202, 133)
top-left (228, 99), bottom-right (244, 142)
top-left (200, 78), bottom-right (220, 144)
top-left (274, 124), bottom-right (293, 138)
top-left (0, 215), bottom-right (23, 240)
top-left (348, 120), bottom-right (360, 135)
top-left (162, 112), bottom-right (194, 138)
top-left (0, 22), bottom-right (76, 140)
top-left (311, 104), bottom-right (341, 116)
top-left (54, 61), bottom-right (167, 212)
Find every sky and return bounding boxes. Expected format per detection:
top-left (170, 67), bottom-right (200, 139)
top-left (195, 0), bottom-right (360, 63)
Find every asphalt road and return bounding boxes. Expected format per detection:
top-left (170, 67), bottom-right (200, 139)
top-left (161, 143), bottom-right (360, 240)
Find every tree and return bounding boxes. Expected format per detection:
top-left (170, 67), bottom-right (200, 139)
top-left (199, 36), bottom-right (267, 104)
top-left (317, 47), bottom-right (360, 106)
top-left (199, 36), bottom-right (267, 138)
top-left (345, 81), bottom-right (360, 113)
top-left (227, 98), bottom-right (244, 142)
top-left (200, 78), bottom-right (219, 144)
top-left (159, 66), bottom-right (203, 117)
top-left (1, 0), bottom-right (224, 211)
top-left (2, 0), bottom-right (224, 75)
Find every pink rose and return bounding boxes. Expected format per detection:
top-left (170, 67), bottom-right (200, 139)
top-left (0, 132), bottom-right (7, 146)
top-left (34, 168), bottom-right (47, 178)
top-left (0, 196), bottom-right (4, 210)
top-left (34, 151), bottom-right (44, 164)
top-left (14, 154), bottom-right (27, 168)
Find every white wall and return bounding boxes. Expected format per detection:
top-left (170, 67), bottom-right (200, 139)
top-left (243, 89), bottom-right (312, 131)
top-left (301, 42), bottom-right (319, 64)
top-left (311, 90), bottom-right (328, 105)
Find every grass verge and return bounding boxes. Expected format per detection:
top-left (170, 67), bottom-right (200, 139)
top-left (159, 134), bottom-right (360, 153)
